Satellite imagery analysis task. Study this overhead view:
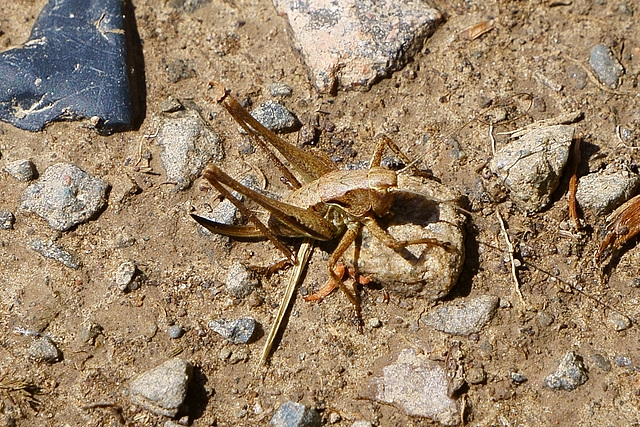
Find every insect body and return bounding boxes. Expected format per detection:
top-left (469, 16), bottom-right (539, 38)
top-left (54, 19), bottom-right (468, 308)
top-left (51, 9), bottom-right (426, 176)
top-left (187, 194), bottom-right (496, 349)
top-left (192, 82), bottom-right (464, 321)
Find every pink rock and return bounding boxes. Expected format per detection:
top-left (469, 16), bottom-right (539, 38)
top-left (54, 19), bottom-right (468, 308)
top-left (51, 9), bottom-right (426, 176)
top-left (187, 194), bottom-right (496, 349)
top-left (272, 0), bottom-right (442, 92)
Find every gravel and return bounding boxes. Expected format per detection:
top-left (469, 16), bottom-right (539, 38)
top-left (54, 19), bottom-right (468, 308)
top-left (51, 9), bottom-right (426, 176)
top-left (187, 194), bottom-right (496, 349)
top-left (270, 401), bottom-right (321, 427)
top-left (249, 100), bottom-right (300, 133)
top-left (27, 238), bottom-right (80, 269)
top-left (4, 159), bottom-right (37, 181)
top-left (28, 336), bottom-right (62, 363)
top-left (490, 125), bottom-right (574, 212)
top-left (224, 262), bottom-right (259, 298)
top-left (113, 260), bottom-right (137, 291)
top-left (576, 165), bottom-right (640, 215)
top-left (129, 358), bottom-right (193, 417)
top-left (208, 317), bottom-right (257, 344)
top-left (0, 210), bottom-right (15, 229)
top-left (589, 44), bottom-right (625, 88)
top-left (544, 351), bottom-right (588, 391)
top-left (20, 162), bottom-right (108, 231)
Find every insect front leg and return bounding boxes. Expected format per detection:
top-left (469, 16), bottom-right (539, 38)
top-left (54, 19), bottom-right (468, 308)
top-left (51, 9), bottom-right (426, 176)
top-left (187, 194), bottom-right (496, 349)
top-left (363, 216), bottom-right (460, 255)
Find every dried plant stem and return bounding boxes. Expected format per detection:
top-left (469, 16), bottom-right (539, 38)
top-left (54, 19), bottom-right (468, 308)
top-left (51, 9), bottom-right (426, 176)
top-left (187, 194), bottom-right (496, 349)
top-left (496, 211), bottom-right (527, 308)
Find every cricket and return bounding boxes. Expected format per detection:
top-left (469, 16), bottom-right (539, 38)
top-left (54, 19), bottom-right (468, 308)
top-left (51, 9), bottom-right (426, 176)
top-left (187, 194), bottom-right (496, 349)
top-left (191, 81), bottom-right (464, 326)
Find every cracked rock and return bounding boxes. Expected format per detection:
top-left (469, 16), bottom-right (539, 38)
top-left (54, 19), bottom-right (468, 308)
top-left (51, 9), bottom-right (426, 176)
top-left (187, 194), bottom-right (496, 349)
top-left (489, 125), bottom-right (574, 212)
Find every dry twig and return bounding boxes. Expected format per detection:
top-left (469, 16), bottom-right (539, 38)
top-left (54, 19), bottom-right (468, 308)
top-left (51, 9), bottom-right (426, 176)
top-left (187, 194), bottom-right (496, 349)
top-left (496, 211), bottom-right (527, 308)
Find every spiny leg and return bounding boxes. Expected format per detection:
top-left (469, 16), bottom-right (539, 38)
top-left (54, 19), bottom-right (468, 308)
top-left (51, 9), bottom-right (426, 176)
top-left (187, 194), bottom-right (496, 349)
top-left (326, 226), bottom-right (364, 328)
top-left (363, 216), bottom-right (460, 255)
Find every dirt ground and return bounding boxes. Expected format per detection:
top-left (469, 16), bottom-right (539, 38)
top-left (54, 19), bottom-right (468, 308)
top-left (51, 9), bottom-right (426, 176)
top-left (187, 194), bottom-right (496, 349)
top-left (1, 0), bottom-right (640, 425)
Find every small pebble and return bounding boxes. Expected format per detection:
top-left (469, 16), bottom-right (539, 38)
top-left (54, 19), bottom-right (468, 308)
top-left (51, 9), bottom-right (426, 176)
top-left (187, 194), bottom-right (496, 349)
top-left (608, 311), bottom-right (631, 332)
top-left (28, 336), bottom-right (62, 363)
top-left (114, 260), bottom-right (137, 291)
top-left (270, 401), bottom-right (321, 427)
top-left (589, 44), bottom-right (625, 88)
top-left (159, 96), bottom-right (184, 113)
top-left (209, 317), bottom-right (257, 344)
top-left (129, 358), bottom-right (193, 417)
top-left (367, 317), bottom-right (382, 328)
top-left (0, 210), bottom-right (15, 229)
top-left (615, 355), bottom-right (632, 367)
top-left (466, 365), bottom-right (486, 385)
top-left (4, 159), bottom-right (37, 181)
top-left (351, 422), bottom-right (373, 427)
top-left (421, 295), bottom-right (499, 336)
top-left (269, 82), bottom-right (293, 97)
top-left (328, 412), bottom-right (341, 423)
top-left (80, 322), bottom-right (103, 344)
top-left (249, 101), bottom-right (300, 133)
top-left (591, 354), bottom-right (612, 372)
top-left (28, 239), bottom-right (80, 269)
top-left (544, 351), bottom-right (588, 390)
top-left (509, 371), bottom-right (527, 384)
top-left (225, 262), bottom-right (259, 298)
top-left (168, 325), bottom-right (185, 339)
top-left (156, 109), bottom-right (224, 190)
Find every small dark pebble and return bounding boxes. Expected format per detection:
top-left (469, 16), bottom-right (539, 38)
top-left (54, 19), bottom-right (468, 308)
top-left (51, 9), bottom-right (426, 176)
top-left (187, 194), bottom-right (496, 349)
top-left (509, 371), bottom-right (528, 384)
top-left (209, 317), bottom-right (257, 344)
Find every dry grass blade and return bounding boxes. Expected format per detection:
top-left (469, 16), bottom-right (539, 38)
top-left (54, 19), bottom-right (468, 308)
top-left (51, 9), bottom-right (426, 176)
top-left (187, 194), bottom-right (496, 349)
top-left (460, 21), bottom-right (495, 40)
top-left (596, 194), bottom-right (640, 265)
top-left (259, 239), bottom-right (314, 365)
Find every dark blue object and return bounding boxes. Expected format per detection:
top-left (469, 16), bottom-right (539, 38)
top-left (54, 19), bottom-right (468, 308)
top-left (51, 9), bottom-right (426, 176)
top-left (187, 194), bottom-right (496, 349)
top-left (0, 0), bottom-right (132, 131)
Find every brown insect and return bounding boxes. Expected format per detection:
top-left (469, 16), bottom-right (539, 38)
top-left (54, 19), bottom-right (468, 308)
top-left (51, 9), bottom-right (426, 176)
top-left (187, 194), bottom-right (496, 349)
top-left (192, 82), bottom-right (462, 324)
top-left (595, 194), bottom-right (640, 266)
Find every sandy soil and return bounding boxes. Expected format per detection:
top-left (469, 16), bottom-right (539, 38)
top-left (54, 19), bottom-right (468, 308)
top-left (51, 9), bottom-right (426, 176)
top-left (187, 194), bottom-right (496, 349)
top-left (1, 0), bottom-right (640, 426)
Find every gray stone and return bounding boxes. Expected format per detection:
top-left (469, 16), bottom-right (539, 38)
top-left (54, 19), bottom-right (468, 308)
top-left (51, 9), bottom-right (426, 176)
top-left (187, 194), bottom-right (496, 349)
top-left (270, 401), bottom-right (321, 427)
top-left (197, 175), bottom-right (262, 230)
top-left (608, 311), bottom-right (631, 332)
top-left (615, 355), bottom-right (632, 367)
top-left (28, 239), bottom-right (80, 269)
top-left (589, 44), bottom-right (624, 88)
top-left (344, 174), bottom-right (466, 301)
top-left (544, 351), bottom-right (588, 391)
top-left (0, 210), bottom-right (15, 230)
top-left (129, 358), bottom-right (193, 418)
top-left (225, 262), bottom-right (259, 298)
top-left (114, 260), bottom-right (137, 291)
top-left (156, 109), bottom-right (223, 190)
top-left (4, 159), bottom-right (36, 181)
top-left (209, 317), bottom-right (257, 344)
top-left (21, 163), bottom-right (108, 231)
top-left (168, 325), bottom-right (184, 339)
top-left (421, 295), bottom-right (499, 336)
top-left (351, 422), bottom-right (373, 427)
top-left (590, 354), bottom-right (611, 372)
top-left (576, 165), bottom-right (639, 215)
top-left (269, 82), bottom-right (293, 97)
top-left (249, 101), bottom-right (300, 133)
top-left (272, 0), bottom-right (442, 93)
top-left (367, 348), bottom-right (459, 425)
top-left (80, 322), bottom-right (103, 344)
top-left (28, 336), bottom-right (62, 363)
top-left (490, 125), bottom-right (574, 212)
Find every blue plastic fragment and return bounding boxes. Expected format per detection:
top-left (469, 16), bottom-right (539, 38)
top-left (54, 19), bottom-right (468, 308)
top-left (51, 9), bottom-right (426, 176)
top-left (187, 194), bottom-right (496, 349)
top-left (0, 0), bottom-right (132, 131)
